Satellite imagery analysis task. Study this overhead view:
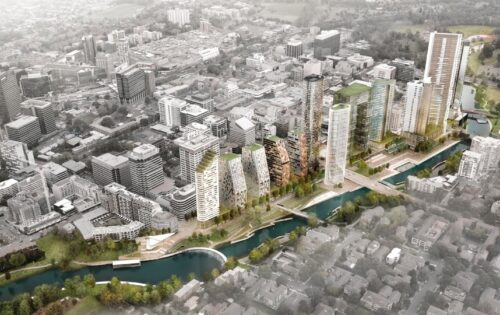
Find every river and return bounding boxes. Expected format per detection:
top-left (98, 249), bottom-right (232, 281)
top-left (0, 141), bottom-right (468, 300)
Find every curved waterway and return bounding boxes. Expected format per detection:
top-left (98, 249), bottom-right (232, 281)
top-left (0, 140), bottom-right (468, 300)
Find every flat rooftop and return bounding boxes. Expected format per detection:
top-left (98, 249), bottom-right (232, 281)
top-left (5, 115), bottom-right (38, 129)
top-left (93, 153), bottom-right (129, 167)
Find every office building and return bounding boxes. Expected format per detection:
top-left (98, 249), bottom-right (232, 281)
top-left (180, 104), bottom-right (209, 127)
top-left (324, 104), bottom-right (350, 186)
top-left (470, 136), bottom-right (500, 177)
top-left (314, 30), bottom-right (340, 60)
top-left (219, 153), bottom-right (247, 209)
top-left (91, 153), bottom-right (131, 187)
top-left (0, 179), bottom-right (19, 201)
top-left (390, 58), bottom-right (415, 82)
top-left (203, 115), bottom-right (228, 138)
top-left (0, 70), bottom-right (22, 124)
top-left (402, 80), bottom-right (424, 134)
top-left (144, 70), bottom-right (156, 96)
top-left (96, 53), bottom-right (114, 79)
top-left (52, 175), bottom-right (100, 207)
top-left (334, 82), bottom-right (371, 152)
top-left (99, 182), bottom-right (164, 228)
top-left (195, 151), bottom-right (219, 222)
top-left (388, 102), bottom-right (404, 135)
top-left (167, 8), bottom-right (190, 26)
top-left (0, 140), bottom-right (35, 172)
top-left (302, 75), bottom-right (324, 163)
top-left (229, 117), bottom-right (256, 147)
top-left (20, 99), bottom-right (57, 134)
top-left (17, 172), bottom-right (51, 214)
top-left (117, 39), bottom-right (130, 65)
top-left (368, 79), bottom-right (395, 142)
top-left (286, 129), bottom-right (308, 177)
top-left (158, 96), bottom-right (187, 127)
top-left (42, 162), bottom-right (69, 185)
top-left (158, 184), bottom-right (196, 220)
top-left (423, 32), bottom-right (463, 134)
top-left (19, 74), bottom-right (52, 98)
top-left (107, 29), bottom-right (126, 43)
top-left (116, 64), bottom-right (145, 104)
top-left (185, 93), bottom-right (215, 113)
top-left (82, 35), bottom-right (97, 65)
top-left (175, 123), bottom-right (220, 183)
top-left (263, 136), bottom-right (291, 187)
top-left (458, 150), bottom-right (481, 180)
top-left (242, 144), bottom-right (270, 198)
top-left (286, 39), bottom-right (303, 58)
top-left (5, 115), bottom-right (42, 148)
top-left (7, 193), bottom-right (42, 225)
top-left (129, 144), bottom-right (164, 196)
top-left (372, 64), bottom-right (396, 80)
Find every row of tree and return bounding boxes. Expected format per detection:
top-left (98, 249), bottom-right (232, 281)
top-left (335, 192), bottom-right (405, 224)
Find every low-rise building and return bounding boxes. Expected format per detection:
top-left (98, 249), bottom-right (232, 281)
top-left (411, 215), bottom-right (449, 251)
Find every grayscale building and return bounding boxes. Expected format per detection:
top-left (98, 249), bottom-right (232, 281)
top-left (116, 64), bottom-right (146, 104)
top-left (4, 115), bottom-right (42, 148)
top-left (91, 153), bottom-right (131, 188)
top-left (313, 30), bottom-right (340, 60)
top-left (129, 144), bottom-right (164, 196)
top-left (20, 99), bottom-right (57, 134)
top-left (0, 70), bottom-right (22, 124)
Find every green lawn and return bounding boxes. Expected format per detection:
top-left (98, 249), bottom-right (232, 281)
top-left (447, 25), bottom-right (495, 38)
top-left (281, 187), bottom-right (327, 210)
top-left (66, 296), bottom-right (103, 315)
top-left (487, 86), bottom-right (500, 104)
top-left (390, 24), bottom-right (495, 38)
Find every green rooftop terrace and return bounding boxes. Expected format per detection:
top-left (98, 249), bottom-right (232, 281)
top-left (196, 150), bottom-right (217, 173)
top-left (337, 83), bottom-right (371, 97)
top-left (221, 152), bottom-right (239, 161)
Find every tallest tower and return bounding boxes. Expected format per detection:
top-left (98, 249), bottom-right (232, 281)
top-left (302, 74), bottom-right (324, 165)
top-left (423, 32), bottom-right (463, 135)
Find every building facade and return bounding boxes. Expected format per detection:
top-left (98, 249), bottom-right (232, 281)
top-left (219, 153), bottom-right (247, 209)
top-left (423, 32), bottom-right (463, 134)
top-left (116, 64), bottom-right (145, 104)
top-left (458, 150), bottom-right (481, 180)
top-left (368, 79), bottom-right (395, 142)
top-left (195, 151), bottom-right (219, 222)
top-left (158, 96), bottom-right (187, 127)
top-left (313, 30), bottom-right (340, 60)
top-left (129, 144), bottom-right (164, 196)
top-left (20, 99), bottom-right (57, 134)
top-left (263, 136), bottom-right (291, 187)
top-left (0, 140), bottom-right (35, 172)
top-left (175, 123), bottom-right (220, 183)
top-left (91, 153), bottom-right (131, 187)
top-left (302, 75), bottom-right (324, 163)
top-left (4, 115), bottom-right (42, 148)
top-left (0, 70), bottom-right (22, 124)
top-left (242, 144), bottom-right (270, 198)
top-left (324, 104), bottom-right (350, 186)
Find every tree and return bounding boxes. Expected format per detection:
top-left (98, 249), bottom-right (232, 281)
top-left (117, 106), bottom-right (129, 116)
top-left (249, 248), bottom-right (263, 263)
top-left (83, 274), bottom-right (96, 288)
top-left (266, 203), bottom-right (271, 212)
top-left (289, 230), bottom-right (298, 242)
top-left (224, 256), bottom-right (238, 270)
top-left (100, 116), bottom-right (115, 128)
top-left (211, 268), bottom-right (220, 279)
top-left (4, 271), bottom-right (10, 280)
top-left (17, 296), bottom-right (32, 315)
top-left (307, 214), bottom-right (319, 227)
top-left (8, 253), bottom-right (26, 267)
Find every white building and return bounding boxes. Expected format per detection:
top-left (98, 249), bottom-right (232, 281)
top-left (470, 136), bottom-right (500, 177)
top-left (167, 8), bottom-right (190, 26)
top-left (195, 151), bottom-right (219, 222)
top-left (347, 53), bottom-right (374, 69)
top-left (424, 32), bottom-right (463, 133)
top-left (402, 80), bottom-right (424, 134)
top-left (372, 64), bottom-right (396, 80)
top-left (406, 175), bottom-right (457, 194)
top-left (219, 153), bottom-right (247, 209)
top-left (158, 96), bottom-right (187, 127)
top-left (324, 104), bottom-right (350, 186)
top-left (242, 144), bottom-right (270, 197)
top-left (386, 248), bottom-right (401, 265)
top-left (388, 102), bottom-right (404, 135)
top-left (175, 123), bottom-right (220, 183)
top-left (458, 150), bottom-right (482, 180)
top-left (229, 117), bottom-right (256, 147)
